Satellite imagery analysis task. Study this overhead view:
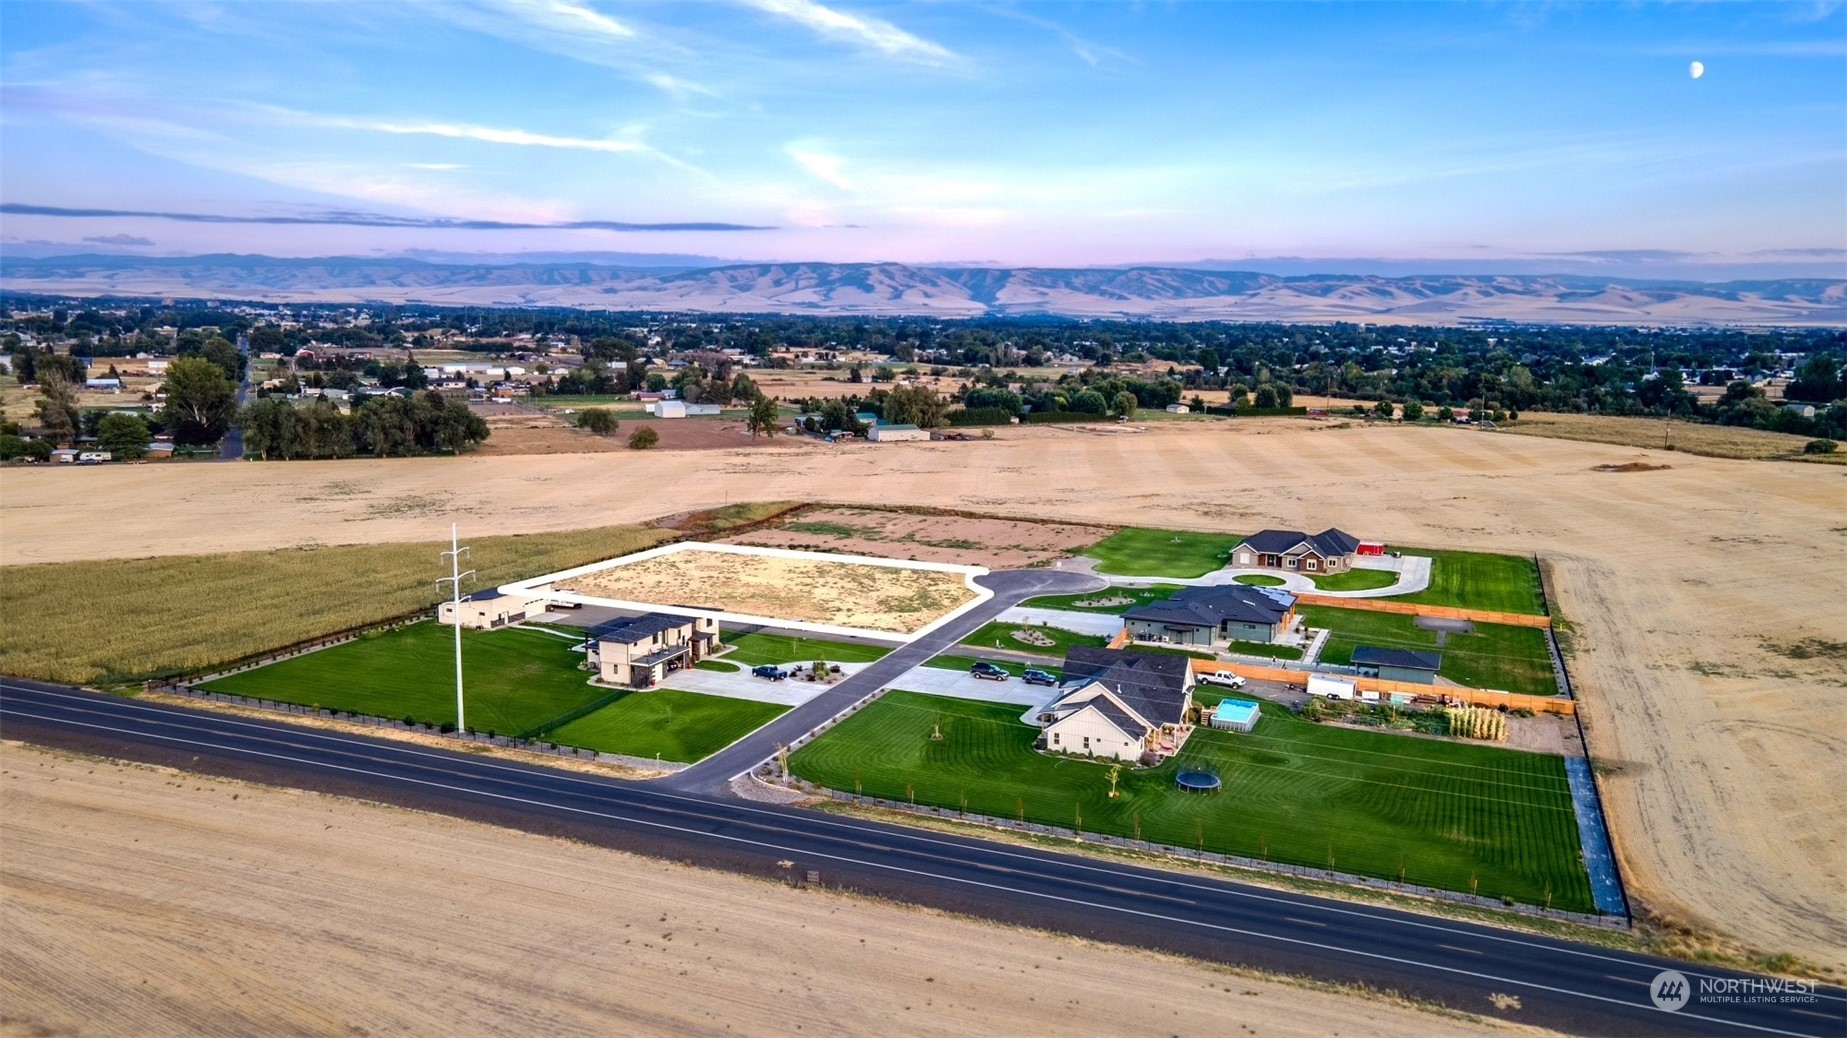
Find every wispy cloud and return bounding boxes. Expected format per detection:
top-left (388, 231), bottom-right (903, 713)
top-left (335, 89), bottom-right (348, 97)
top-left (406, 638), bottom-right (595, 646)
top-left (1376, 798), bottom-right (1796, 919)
top-left (740, 0), bottom-right (955, 64)
top-left (321, 116), bottom-right (654, 155)
top-left (82, 233), bottom-right (155, 246)
top-left (787, 145), bottom-right (853, 189)
top-left (2, 203), bottom-right (774, 232)
top-left (982, 6), bottom-right (1131, 68)
top-left (533, 0), bottom-right (635, 39)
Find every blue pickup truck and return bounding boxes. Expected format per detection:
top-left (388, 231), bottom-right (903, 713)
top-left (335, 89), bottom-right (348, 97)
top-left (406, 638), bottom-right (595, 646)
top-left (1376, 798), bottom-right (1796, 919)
top-left (751, 664), bottom-right (789, 681)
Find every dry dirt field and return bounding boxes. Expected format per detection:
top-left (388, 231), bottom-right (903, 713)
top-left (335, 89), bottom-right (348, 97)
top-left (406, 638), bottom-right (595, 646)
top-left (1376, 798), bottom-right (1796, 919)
top-left (1504, 411), bottom-right (1837, 461)
top-left (727, 505), bottom-right (1108, 568)
top-left (554, 548), bottom-right (978, 634)
top-left (4, 419), bottom-right (1845, 970)
top-left (0, 744), bottom-right (1522, 1038)
top-left (471, 403), bottom-right (812, 455)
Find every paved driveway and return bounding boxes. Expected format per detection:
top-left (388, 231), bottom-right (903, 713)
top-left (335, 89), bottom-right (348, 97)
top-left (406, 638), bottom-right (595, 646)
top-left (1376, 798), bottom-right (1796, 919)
top-left (887, 664), bottom-right (1058, 710)
top-left (662, 667), bottom-right (834, 707)
top-left (994, 607), bottom-right (1122, 637)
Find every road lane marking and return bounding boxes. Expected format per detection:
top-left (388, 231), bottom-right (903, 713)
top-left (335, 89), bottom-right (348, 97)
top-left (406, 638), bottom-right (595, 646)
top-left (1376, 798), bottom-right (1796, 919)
top-left (10, 683), bottom-right (1846, 1013)
top-left (0, 701), bottom-right (1821, 1038)
top-left (1285, 917), bottom-right (1327, 927)
top-left (1438, 944), bottom-right (1481, 955)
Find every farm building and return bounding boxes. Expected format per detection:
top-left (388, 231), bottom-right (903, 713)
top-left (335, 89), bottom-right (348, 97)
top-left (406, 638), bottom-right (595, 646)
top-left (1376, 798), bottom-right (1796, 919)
top-left (1208, 699), bottom-right (1261, 733)
top-left (1123, 584), bottom-right (1297, 647)
top-left (591, 612), bottom-right (722, 689)
top-left (84, 378), bottom-right (124, 393)
top-left (1351, 646), bottom-right (1443, 684)
top-left (867, 423), bottom-right (929, 442)
top-left (654, 400), bottom-right (687, 418)
top-left (1233, 528), bottom-right (1361, 574)
top-left (438, 589), bottom-right (550, 631)
top-left (854, 411), bottom-right (880, 428)
top-left (145, 443), bottom-right (176, 461)
top-left (1037, 648), bottom-right (1196, 762)
top-left (50, 448), bottom-right (80, 463)
top-left (1164, 403), bottom-right (1190, 414)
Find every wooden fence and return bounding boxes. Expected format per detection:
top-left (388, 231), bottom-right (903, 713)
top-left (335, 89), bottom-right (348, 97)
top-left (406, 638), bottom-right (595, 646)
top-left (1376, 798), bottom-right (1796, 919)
top-left (1292, 594), bottom-right (1552, 629)
top-left (1190, 659), bottom-right (1576, 716)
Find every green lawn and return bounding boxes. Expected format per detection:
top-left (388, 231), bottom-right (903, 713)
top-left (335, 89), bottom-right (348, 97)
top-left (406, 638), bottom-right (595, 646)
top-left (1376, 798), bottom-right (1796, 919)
top-left (695, 659), bottom-right (741, 673)
top-left (1224, 639), bottom-right (1303, 661)
top-left (1300, 605), bottom-right (1557, 695)
top-left (722, 632), bottom-right (894, 666)
top-left (1393, 548), bottom-right (1545, 615)
top-left (922, 654), bottom-right (1061, 679)
top-left (790, 692), bottom-right (1590, 911)
top-left (1084, 528), bottom-right (1244, 578)
top-left (545, 688), bottom-right (786, 763)
top-left (1233, 574), bottom-right (1288, 587)
top-left (960, 621), bottom-right (1105, 657)
top-left (199, 623), bottom-right (601, 737)
top-left (1019, 584), bottom-right (1186, 614)
top-left (1310, 568), bottom-right (1402, 592)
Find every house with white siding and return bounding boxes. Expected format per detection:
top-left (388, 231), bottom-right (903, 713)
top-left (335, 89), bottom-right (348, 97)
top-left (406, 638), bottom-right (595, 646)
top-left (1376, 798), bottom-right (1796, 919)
top-left (1036, 648), bottom-right (1196, 762)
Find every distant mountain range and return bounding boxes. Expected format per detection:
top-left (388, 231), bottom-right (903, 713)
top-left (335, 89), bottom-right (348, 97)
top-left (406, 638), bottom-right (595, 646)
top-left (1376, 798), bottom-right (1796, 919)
top-left (3, 253), bottom-right (1843, 325)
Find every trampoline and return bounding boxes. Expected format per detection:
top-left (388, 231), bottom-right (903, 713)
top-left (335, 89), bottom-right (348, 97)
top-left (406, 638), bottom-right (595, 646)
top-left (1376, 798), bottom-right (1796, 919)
top-left (1175, 770), bottom-right (1222, 793)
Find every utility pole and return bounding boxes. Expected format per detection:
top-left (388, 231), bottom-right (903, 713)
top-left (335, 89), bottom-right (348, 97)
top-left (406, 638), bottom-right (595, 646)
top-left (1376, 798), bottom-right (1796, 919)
top-left (438, 523), bottom-right (475, 734)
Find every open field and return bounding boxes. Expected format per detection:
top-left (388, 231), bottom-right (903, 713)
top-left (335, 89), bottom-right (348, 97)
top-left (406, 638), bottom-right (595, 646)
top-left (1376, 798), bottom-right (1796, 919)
top-left (790, 692), bottom-right (1591, 911)
top-left (727, 505), bottom-right (1105, 568)
top-left (556, 548), bottom-right (977, 634)
top-left (1086, 527), bottom-right (1243, 577)
top-left (721, 632), bottom-right (893, 666)
top-left (1505, 411), bottom-right (1835, 461)
top-left (1394, 549), bottom-right (1546, 615)
top-left (545, 689), bottom-right (787, 763)
top-left (200, 623), bottom-right (602, 737)
top-left (1302, 605), bottom-right (1558, 696)
top-left (472, 404), bottom-right (803, 455)
top-left (0, 745), bottom-right (1518, 1038)
top-left (4, 421), bottom-right (1843, 965)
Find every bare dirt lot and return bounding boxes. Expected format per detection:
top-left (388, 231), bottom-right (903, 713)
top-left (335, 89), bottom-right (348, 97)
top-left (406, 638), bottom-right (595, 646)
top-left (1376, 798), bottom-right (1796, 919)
top-left (471, 402), bottom-right (812, 455)
top-left (727, 505), bottom-right (1108, 568)
top-left (555, 548), bottom-right (979, 634)
top-left (0, 744), bottom-right (1518, 1038)
top-left (1504, 410), bottom-right (1838, 462)
top-left (5, 419), bottom-right (1845, 969)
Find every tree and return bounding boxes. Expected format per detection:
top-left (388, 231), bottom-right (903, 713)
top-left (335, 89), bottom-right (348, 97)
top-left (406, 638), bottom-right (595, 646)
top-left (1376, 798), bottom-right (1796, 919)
top-left (1804, 438), bottom-right (1839, 455)
top-left (1402, 400), bottom-right (1425, 422)
top-left (881, 384), bottom-right (948, 427)
top-left (730, 372), bottom-right (759, 402)
top-left (33, 374), bottom-right (80, 443)
top-left (1437, 405), bottom-right (1455, 422)
top-left (1373, 399), bottom-right (1395, 419)
top-left (161, 357), bottom-right (237, 445)
top-left (575, 408), bottom-right (620, 435)
top-left (95, 412), bottom-right (150, 459)
top-left (1069, 389), bottom-right (1107, 414)
top-left (747, 396), bottom-right (780, 438)
top-left (1253, 384), bottom-right (1279, 409)
top-left (1112, 391), bottom-right (1138, 418)
top-left (200, 336), bottom-right (243, 382)
top-left (628, 427), bottom-right (659, 450)
top-left (1786, 354), bottom-right (1844, 403)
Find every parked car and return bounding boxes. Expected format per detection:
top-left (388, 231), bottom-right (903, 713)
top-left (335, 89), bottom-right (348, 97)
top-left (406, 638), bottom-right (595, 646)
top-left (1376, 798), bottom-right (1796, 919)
top-left (969, 661), bottom-right (1010, 681)
top-left (751, 664), bottom-right (789, 681)
top-left (1021, 669), bottom-right (1057, 687)
top-left (1198, 671), bottom-right (1247, 689)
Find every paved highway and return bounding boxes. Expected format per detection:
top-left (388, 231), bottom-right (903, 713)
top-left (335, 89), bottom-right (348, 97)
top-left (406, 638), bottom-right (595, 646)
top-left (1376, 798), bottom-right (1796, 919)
top-left (217, 331), bottom-right (250, 461)
top-left (4, 680), bottom-right (1840, 1037)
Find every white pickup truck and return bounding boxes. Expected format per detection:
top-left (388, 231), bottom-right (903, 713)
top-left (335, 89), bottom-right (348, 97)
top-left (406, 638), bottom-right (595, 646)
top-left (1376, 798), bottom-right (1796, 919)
top-left (1198, 670), bottom-right (1247, 689)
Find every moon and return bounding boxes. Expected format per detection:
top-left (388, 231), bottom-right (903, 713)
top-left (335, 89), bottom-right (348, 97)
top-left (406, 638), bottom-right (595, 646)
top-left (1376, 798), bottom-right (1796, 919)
top-left (1689, 60), bottom-right (1705, 80)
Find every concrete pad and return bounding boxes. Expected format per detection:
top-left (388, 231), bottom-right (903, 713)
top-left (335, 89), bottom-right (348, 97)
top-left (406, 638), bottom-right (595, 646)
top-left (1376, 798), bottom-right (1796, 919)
top-left (888, 663), bottom-right (1058, 709)
top-left (661, 666), bottom-right (836, 707)
top-left (994, 607), bottom-right (1123, 637)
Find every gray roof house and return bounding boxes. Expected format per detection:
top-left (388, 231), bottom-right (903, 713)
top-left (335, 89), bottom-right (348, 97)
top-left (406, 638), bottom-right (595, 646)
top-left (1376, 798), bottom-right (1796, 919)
top-left (1233, 527), bottom-right (1362, 574)
top-left (1123, 584), bottom-right (1297, 647)
top-left (1351, 646), bottom-right (1442, 684)
top-left (1037, 647), bottom-right (1199, 762)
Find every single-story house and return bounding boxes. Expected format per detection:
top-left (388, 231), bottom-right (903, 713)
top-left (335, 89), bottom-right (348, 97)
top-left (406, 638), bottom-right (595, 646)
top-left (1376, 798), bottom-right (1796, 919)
top-left (1781, 402), bottom-right (1817, 419)
top-left (591, 612), bottom-right (722, 689)
top-left (145, 443), bottom-right (176, 461)
top-left (1351, 646), bottom-right (1442, 684)
top-left (1164, 403), bottom-right (1190, 414)
top-left (1037, 647), bottom-right (1196, 762)
top-left (438, 589), bottom-right (549, 631)
top-left (1123, 584), bottom-right (1297, 647)
top-left (1233, 528), bottom-right (1362, 574)
top-left (867, 423), bottom-right (929, 442)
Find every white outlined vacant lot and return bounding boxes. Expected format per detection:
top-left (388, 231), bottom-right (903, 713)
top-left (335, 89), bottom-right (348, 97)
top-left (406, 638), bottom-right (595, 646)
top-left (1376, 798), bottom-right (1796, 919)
top-left (500, 542), bottom-right (992, 641)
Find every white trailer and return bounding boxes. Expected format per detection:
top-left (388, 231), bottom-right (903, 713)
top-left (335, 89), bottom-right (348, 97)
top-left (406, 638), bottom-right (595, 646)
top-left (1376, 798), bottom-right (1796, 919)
top-left (1307, 675), bottom-right (1356, 701)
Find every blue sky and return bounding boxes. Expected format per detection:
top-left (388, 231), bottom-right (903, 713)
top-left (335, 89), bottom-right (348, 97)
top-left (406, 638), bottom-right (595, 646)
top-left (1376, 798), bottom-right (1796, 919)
top-left (2, 1), bottom-right (1843, 276)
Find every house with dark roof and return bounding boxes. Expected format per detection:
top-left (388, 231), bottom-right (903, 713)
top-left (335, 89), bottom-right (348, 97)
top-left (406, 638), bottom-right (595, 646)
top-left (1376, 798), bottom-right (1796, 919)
top-left (1232, 528), bottom-right (1362, 575)
top-left (1351, 646), bottom-right (1442, 684)
top-left (1036, 648), bottom-right (1196, 762)
top-left (592, 612), bottom-right (722, 688)
top-left (1122, 584), bottom-right (1298, 648)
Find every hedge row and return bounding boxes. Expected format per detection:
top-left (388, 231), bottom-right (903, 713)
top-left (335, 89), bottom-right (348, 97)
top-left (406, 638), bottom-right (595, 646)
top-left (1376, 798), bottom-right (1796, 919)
top-left (1205, 405), bottom-right (1310, 418)
top-left (944, 407), bottom-right (1015, 427)
top-left (1021, 411), bottom-right (1112, 424)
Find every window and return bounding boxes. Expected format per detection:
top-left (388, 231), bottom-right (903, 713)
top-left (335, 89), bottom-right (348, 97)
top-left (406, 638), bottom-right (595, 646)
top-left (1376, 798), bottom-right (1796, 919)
top-left (1306, 559), bottom-right (1319, 572)
top-left (1083, 736), bottom-right (1091, 749)
top-left (1052, 732), bottom-right (1060, 745)
top-left (1286, 558), bottom-right (1298, 568)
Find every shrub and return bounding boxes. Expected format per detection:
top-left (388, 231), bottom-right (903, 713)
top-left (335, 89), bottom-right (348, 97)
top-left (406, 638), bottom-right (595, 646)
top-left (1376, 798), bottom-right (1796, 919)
top-left (1803, 438), bottom-right (1838, 454)
top-left (628, 427), bottom-right (659, 450)
top-left (575, 408), bottom-right (619, 435)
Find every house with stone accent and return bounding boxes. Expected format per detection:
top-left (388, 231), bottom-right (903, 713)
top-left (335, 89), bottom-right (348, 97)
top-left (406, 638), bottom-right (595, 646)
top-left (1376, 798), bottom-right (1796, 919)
top-left (1233, 528), bottom-right (1362, 575)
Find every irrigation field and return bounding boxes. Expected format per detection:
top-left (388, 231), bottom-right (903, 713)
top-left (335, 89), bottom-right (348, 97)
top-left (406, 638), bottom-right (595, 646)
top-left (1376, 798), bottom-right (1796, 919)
top-left (1301, 605), bottom-right (1558, 695)
top-left (790, 691), bottom-right (1592, 912)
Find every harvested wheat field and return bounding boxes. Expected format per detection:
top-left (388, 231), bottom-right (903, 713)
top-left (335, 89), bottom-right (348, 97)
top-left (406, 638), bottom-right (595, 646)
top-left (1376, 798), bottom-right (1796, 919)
top-left (0, 745), bottom-right (1519, 1038)
top-left (554, 548), bottom-right (979, 634)
top-left (726, 505), bottom-right (1108, 568)
top-left (4, 419), bottom-right (1845, 969)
